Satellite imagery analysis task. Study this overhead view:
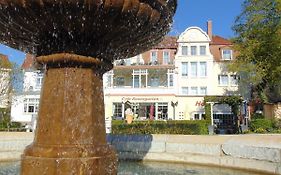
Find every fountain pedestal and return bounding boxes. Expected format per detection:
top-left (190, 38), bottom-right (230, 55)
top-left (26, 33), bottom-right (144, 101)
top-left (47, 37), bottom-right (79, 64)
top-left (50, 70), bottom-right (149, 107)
top-left (21, 54), bottom-right (117, 175)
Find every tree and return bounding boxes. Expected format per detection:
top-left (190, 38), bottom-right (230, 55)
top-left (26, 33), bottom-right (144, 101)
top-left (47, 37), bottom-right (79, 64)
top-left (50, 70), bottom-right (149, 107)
top-left (230, 0), bottom-right (281, 103)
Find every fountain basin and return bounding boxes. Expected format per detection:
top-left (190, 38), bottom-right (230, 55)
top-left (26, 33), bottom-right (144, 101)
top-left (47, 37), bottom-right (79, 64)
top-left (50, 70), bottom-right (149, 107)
top-left (1, 133), bottom-right (280, 174)
top-left (0, 0), bottom-right (176, 60)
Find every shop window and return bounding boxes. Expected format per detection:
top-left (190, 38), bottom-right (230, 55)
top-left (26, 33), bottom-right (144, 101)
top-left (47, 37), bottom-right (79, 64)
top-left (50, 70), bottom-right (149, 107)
top-left (157, 103), bottom-right (168, 120)
top-left (112, 103), bottom-right (122, 118)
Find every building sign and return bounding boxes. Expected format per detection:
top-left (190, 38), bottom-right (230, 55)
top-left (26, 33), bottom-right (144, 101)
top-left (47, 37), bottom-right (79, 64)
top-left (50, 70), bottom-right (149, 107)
top-left (195, 101), bottom-right (205, 106)
top-left (122, 97), bottom-right (160, 102)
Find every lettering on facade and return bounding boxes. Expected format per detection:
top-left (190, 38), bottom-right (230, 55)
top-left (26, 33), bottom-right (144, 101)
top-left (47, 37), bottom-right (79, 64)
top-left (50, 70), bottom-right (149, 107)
top-left (195, 101), bottom-right (205, 106)
top-left (122, 97), bottom-right (160, 102)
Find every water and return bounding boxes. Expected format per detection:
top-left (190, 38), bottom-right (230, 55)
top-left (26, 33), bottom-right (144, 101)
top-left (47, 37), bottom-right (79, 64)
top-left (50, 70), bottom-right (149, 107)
top-left (0, 161), bottom-right (267, 175)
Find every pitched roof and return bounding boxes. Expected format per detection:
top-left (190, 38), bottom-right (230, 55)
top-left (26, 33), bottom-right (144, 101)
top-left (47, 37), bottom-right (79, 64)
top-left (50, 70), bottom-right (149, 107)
top-left (211, 35), bottom-right (232, 45)
top-left (0, 54), bottom-right (12, 68)
top-left (153, 36), bottom-right (178, 49)
top-left (21, 54), bottom-right (35, 69)
top-left (210, 36), bottom-right (235, 62)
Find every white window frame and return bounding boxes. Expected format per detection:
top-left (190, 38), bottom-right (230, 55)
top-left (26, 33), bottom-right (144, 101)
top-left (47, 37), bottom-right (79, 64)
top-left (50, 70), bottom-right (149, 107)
top-left (181, 62), bottom-right (188, 77)
top-left (190, 87), bottom-right (198, 95)
top-left (218, 75), bottom-right (229, 86)
top-left (199, 62), bottom-right (207, 77)
top-left (191, 46), bottom-right (197, 56)
top-left (151, 51), bottom-right (158, 63)
top-left (190, 62), bottom-right (197, 77)
top-left (222, 49), bottom-right (233, 60)
top-left (23, 98), bottom-right (40, 114)
top-left (200, 46), bottom-right (206, 55)
top-left (181, 87), bottom-right (189, 95)
top-left (163, 51), bottom-right (170, 65)
top-left (200, 87), bottom-right (207, 95)
top-left (230, 75), bottom-right (238, 86)
top-left (182, 46), bottom-right (188, 56)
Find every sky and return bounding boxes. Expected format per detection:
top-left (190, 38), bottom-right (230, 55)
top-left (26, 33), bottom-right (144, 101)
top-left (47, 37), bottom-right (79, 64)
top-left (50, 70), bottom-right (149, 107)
top-left (0, 0), bottom-right (244, 65)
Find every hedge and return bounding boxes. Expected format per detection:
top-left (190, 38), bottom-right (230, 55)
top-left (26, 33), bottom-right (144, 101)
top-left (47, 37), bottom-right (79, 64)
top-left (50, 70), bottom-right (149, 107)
top-left (250, 119), bottom-right (274, 133)
top-left (112, 120), bottom-right (209, 135)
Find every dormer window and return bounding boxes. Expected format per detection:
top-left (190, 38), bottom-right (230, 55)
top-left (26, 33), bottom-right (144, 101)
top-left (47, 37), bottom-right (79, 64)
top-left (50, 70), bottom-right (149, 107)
top-left (182, 46), bottom-right (188, 55)
top-left (222, 49), bottom-right (232, 60)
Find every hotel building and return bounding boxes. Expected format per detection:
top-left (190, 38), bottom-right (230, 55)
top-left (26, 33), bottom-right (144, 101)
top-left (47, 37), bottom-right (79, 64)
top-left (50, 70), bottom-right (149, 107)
top-left (11, 21), bottom-right (243, 130)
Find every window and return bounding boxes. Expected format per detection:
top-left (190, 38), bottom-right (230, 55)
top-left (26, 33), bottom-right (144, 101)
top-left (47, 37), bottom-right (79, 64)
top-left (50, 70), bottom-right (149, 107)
top-left (167, 69), bottom-right (174, 87)
top-left (181, 87), bottom-right (188, 95)
top-left (191, 46), bottom-right (197, 55)
top-left (169, 74), bottom-right (173, 87)
top-left (194, 114), bottom-right (200, 120)
top-left (222, 49), bottom-right (232, 60)
top-left (151, 51), bottom-right (157, 62)
top-left (163, 51), bottom-right (170, 65)
top-left (200, 46), bottom-right (206, 55)
top-left (230, 75), bottom-right (238, 86)
top-left (182, 46), bottom-right (188, 55)
top-left (35, 77), bottom-right (43, 89)
top-left (150, 77), bottom-right (159, 87)
top-left (199, 62), bottom-right (207, 77)
top-left (116, 77), bottom-right (125, 86)
top-left (190, 62), bottom-right (197, 77)
top-left (113, 103), bottom-right (122, 118)
top-left (200, 87), bottom-right (207, 95)
top-left (181, 62), bottom-right (188, 76)
top-left (190, 87), bottom-right (198, 95)
top-left (157, 103), bottom-right (168, 120)
top-left (218, 75), bottom-right (228, 86)
top-left (24, 98), bottom-right (40, 114)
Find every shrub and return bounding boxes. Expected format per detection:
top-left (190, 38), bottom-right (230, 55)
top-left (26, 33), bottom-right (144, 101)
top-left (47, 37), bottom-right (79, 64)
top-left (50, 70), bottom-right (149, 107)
top-left (251, 113), bottom-right (265, 120)
top-left (250, 119), bottom-right (273, 132)
top-left (112, 120), bottom-right (209, 135)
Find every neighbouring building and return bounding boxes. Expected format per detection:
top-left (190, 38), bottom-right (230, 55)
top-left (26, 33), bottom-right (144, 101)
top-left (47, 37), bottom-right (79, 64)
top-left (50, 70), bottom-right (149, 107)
top-left (0, 54), bottom-right (12, 109)
top-left (11, 54), bottom-right (42, 127)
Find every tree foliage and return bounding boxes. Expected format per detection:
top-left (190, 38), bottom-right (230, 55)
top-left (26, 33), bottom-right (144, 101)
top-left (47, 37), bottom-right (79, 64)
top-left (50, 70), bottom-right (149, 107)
top-left (230, 0), bottom-right (281, 103)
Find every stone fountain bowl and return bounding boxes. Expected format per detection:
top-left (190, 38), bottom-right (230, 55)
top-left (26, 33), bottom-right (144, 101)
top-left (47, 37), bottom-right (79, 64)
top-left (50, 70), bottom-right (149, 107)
top-left (0, 0), bottom-right (176, 62)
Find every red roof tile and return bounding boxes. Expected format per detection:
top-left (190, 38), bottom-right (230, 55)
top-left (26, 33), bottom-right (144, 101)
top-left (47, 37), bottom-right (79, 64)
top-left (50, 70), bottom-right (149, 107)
top-left (153, 36), bottom-right (178, 49)
top-left (21, 54), bottom-right (35, 69)
top-left (211, 35), bottom-right (232, 45)
top-left (0, 54), bottom-right (12, 68)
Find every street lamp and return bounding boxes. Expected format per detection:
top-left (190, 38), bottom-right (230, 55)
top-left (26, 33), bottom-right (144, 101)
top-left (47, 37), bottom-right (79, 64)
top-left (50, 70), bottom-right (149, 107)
top-left (171, 101), bottom-right (178, 120)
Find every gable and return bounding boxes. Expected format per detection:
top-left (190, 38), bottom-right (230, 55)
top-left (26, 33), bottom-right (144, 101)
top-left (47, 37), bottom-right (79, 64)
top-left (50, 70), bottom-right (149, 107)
top-left (178, 27), bottom-right (211, 43)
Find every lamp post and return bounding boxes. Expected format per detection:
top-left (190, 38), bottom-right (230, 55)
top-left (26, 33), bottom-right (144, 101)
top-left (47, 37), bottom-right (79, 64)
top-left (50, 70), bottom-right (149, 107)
top-left (206, 102), bottom-right (215, 126)
top-left (171, 101), bottom-right (178, 120)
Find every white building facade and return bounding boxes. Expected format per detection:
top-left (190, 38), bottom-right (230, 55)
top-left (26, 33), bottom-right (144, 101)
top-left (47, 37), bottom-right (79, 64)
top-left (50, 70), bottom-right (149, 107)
top-left (10, 22), bottom-right (242, 132)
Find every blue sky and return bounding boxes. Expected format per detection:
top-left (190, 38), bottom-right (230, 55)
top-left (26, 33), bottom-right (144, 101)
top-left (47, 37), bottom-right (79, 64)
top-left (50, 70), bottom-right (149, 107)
top-left (0, 0), bottom-right (244, 65)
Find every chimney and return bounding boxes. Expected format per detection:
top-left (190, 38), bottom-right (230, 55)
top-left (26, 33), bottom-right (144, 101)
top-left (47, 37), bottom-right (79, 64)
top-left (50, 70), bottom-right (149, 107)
top-left (207, 20), bottom-right (212, 40)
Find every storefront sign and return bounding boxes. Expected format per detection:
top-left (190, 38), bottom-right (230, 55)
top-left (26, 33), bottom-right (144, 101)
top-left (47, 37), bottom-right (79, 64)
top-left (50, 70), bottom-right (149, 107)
top-left (195, 101), bottom-right (205, 106)
top-left (122, 97), bottom-right (160, 102)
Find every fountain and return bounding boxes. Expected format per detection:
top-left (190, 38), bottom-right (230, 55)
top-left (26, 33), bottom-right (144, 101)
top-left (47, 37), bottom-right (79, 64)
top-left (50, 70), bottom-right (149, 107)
top-left (0, 0), bottom-right (176, 174)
